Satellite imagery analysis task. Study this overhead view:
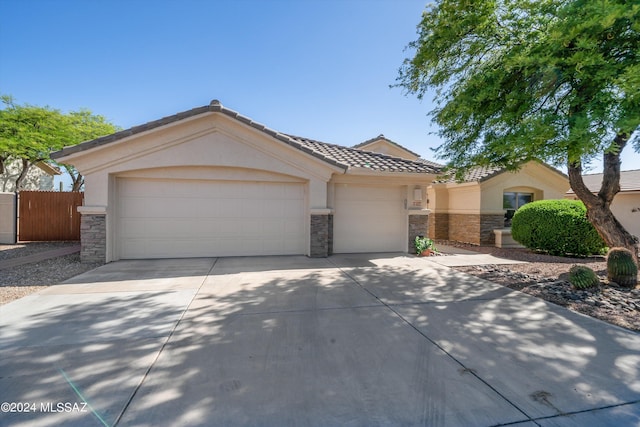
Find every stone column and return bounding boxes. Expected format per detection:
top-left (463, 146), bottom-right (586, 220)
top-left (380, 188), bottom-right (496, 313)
top-left (78, 206), bottom-right (107, 263)
top-left (310, 209), bottom-right (333, 257)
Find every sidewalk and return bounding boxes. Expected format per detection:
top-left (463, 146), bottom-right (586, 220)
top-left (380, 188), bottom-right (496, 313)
top-left (0, 244), bottom-right (81, 270)
top-left (429, 244), bottom-right (528, 266)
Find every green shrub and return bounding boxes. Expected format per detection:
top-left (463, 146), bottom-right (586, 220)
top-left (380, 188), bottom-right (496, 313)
top-left (511, 199), bottom-right (606, 257)
top-left (569, 265), bottom-right (600, 289)
top-left (607, 247), bottom-right (638, 288)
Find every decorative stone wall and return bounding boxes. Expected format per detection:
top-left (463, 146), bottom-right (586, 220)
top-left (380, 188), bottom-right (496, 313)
top-left (447, 213), bottom-right (505, 245)
top-left (80, 214), bottom-right (106, 263)
top-left (428, 213), bottom-right (450, 241)
top-left (480, 214), bottom-right (505, 245)
top-left (408, 214), bottom-right (429, 254)
top-left (449, 214), bottom-right (481, 245)
top-left (310, 214), bottom-right (333, 257)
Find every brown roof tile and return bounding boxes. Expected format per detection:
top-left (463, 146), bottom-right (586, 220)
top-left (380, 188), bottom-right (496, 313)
top-left (567, 169), bottom-right (640, 193)
top-left (435, 165), bottom-right (505, 183)
top-left (288, 135), bottom-right (442, 174)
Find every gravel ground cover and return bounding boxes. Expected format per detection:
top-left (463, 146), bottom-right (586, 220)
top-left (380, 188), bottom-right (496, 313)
top-left (0, 242), bottom-right (101, 305)
top-left (0, 242), bottom-right (77, 262)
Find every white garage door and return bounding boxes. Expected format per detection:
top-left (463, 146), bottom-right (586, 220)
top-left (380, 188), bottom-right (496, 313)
top-left (333, 185), bottom-right (406, 253)
top-left (117, 178), bottom-right (306, 259)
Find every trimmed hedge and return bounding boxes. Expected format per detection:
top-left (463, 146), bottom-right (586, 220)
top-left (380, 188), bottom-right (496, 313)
top-left (511, 200), bottom-right (606, 257)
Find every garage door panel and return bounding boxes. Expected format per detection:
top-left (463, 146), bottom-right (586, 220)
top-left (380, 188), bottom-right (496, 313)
top-left (333, 185), bottom-right (406, 253)
top-left (117, 178), bottom-right (306, 259)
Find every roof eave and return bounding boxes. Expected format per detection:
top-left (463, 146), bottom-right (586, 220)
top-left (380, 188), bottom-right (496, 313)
top-left (51, 100), bottom-right (349, 172)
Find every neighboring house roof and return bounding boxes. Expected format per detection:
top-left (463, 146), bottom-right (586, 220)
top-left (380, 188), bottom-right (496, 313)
top-left (435, 162), bottom-right (566, 184)
top-left (353, 134), bottom-right (421, 159)
top-left (52, 100), bottom-right (442, 175)
top-left (34, 161), bottom-right (62, 176)
top-left (288, 135), bottom-right (441, 174)
top-left (567, 169), bottom-right (640, 194)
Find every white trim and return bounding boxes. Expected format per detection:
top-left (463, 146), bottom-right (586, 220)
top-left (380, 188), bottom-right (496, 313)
top-left (77, 205), bottom-right (107, 215)
top-left (407, 209), bottom-right (431, 216)
top-left (310, 208), bottom-right (333, 215)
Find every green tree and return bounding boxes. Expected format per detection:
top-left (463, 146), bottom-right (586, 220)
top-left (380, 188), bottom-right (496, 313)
top-left (60, 109), bottom-right (119, 191)
top-left (0, 96), bottom-right (118, 191)
top-left (397, 0), bottom-right (640, 263)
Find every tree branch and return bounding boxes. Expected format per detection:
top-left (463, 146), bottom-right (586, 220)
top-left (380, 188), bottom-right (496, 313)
top-left (598, 132), bottom-right (627, 204)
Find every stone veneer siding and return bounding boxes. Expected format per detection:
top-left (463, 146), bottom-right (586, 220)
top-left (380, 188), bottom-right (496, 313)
top-left (80, 214), bottom-right (106, 263)
top-left (408, 214), bottom-right (429, 254)
top-left (449, 214), bottom-right (481, 245)
top-left (480, 214), bottom-right (505, 245)
top-left (428, 213), bottom-right (450, 241)
top-left (310, 214), bottom-right (333, 257)
top-left (448, 213), bottom-right (505, 245)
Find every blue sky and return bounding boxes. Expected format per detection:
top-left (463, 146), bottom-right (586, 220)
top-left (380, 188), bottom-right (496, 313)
top-left (1, 0), bottom-right (639, 190)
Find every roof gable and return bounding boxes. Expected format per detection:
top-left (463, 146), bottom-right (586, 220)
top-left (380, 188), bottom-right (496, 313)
top-left (51, 100), bottom-right (442, 175)
top-left (353, 135), bottom-right (421, 161)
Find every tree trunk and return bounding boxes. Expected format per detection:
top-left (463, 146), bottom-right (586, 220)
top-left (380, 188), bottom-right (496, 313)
top-left (567, 132), bottom-right (639, 265)
top-left (71, 173), bottom-right (84, 192)
top-left (61, 164), bottom-right (84, 192)
top-left (14, 159), bottom-right (31, 191)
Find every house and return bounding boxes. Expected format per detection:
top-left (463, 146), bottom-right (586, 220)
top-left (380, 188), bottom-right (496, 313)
top-left (0, 160), bottom-right (61, 192)
top-left (353, 135), bottom-right (570, 247)
top-left (426, 164), bottom-right (570, 247)
top-left (51, 101), bottom-right (440, 263)
top-left (565, 169), bottom-right (640, 240)
top-left (52, 100), bottom-right (571, 263)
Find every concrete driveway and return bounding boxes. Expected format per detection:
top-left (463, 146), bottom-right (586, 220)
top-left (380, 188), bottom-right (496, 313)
top-left (1, 254), bottom-right (638, 427)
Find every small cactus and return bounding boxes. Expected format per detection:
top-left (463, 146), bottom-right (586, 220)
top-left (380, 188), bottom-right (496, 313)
top-left (569, 265), bottom-right (600, 290)
top-left (607, 247), bottom-right (638, 288)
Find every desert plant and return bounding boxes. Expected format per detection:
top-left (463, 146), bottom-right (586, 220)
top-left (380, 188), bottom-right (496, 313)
top-left (414, 236), bottom-right (437, 255)
top-left (511, 200), bottom-right (606, 257)
top-left (569, 265), bottom-right (600, 290)
top-left (607, 247), bottom-right (638, 288)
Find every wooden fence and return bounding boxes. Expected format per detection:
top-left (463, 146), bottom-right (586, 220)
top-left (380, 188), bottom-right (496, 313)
top-left (18, 191), bottom-right (84, 241)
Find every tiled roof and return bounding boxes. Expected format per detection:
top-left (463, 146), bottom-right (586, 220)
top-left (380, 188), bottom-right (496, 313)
top-left (435, 165), bottom-right (505, 183)
top-left (436, 162), bottom-right (566, 184)
top-left (51, 100), bottom-right (443, 175)
top-left (353, 134), bottom-right (421, 158)
top-left (567, 169), bottom-right (640, 193)
top-left (288, 135), bottom-right (442, 174)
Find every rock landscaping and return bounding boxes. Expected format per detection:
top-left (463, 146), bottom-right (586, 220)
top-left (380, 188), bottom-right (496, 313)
top-left (445, 242), bottom-right (640, 332)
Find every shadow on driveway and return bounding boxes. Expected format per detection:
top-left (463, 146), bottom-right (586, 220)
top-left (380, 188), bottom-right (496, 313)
top-left (0, 254), bottom-right (638, 427)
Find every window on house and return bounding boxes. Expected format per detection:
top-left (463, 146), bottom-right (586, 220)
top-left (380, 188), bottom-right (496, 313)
top-left (503, 192), bottom-right (533, 227)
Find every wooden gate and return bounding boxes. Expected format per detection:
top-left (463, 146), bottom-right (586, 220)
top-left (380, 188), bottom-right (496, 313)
top-left (18, 191), bottom-right (84, 241)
